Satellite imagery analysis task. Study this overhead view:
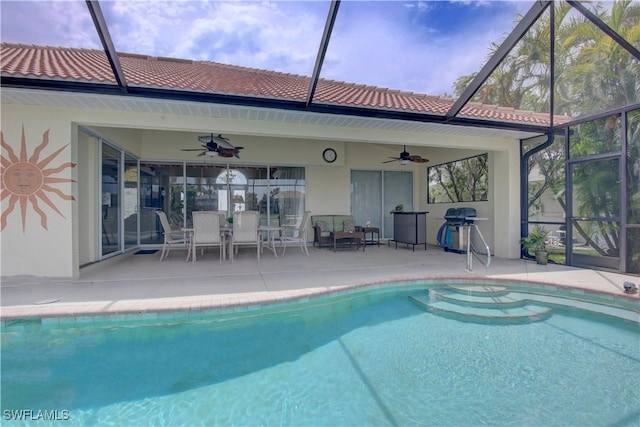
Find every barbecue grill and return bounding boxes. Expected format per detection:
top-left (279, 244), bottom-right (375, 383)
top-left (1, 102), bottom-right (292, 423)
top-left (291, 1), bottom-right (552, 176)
top-left (443, 208), bottom-right (476, 226)
top-left (438, 207), bottom-right (477, 253)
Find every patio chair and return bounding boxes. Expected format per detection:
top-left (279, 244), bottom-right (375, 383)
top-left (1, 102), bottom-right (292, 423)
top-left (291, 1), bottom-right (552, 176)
top-left (230, 211), bottom-right (262, 261)
top-left (156, 210), bottom-right (187, 261)
top-left (281, 211), bottom-right (311, 256)
top-left (191, 211), bottom-right (224, 263)
top-left (217, 211), bottom-right (228, 228)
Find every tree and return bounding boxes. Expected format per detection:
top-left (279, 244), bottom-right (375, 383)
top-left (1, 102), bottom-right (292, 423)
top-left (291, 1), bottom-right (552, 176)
top-left (428, 154), bottom-right (488, 203)
top-left (455, 1), bottom-right (639, 268)
top-left (625, 108), bottom-right (640, 270)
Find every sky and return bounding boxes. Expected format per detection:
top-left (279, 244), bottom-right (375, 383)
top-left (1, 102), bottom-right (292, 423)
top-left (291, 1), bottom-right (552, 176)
top-left (0, 0), bottom-right (533, 96)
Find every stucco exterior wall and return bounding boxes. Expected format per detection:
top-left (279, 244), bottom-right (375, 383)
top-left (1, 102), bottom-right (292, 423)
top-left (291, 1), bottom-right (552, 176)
top-left (1, 105), bottom-right (77, 278)
top-left (492, 149), bottom-right (521, 258)
top-left (1, 100), bottom-right (522, 279)
top-left (76, 130), bottom-right (99, 268)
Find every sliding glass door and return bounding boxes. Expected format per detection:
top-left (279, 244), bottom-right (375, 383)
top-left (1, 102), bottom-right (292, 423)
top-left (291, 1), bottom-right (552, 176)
top-left (101, 143), bottom-right (120, 256)
top-left (123, 154), bottom-right (138, 251)
top-left (185, 163), bottom-right (228, 225)
top-left (383, 171), bottom-right (413, 239)
top-left (138, 162), bottom-right (185, 245)
top-left (351, 170), bottom-right (382, 231)
top-left (351, 170), bottom-right (413, 238)
top-left (270, 166), bottom-right (306, 228)
top-left (136, 162), bottom-right (306, 243)
top-left (98, 145), bottom-right (307, 253)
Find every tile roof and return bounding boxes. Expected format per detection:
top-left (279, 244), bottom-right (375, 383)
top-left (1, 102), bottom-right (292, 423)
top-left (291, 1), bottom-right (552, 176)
top-left (1, 43), bottom-right (565, 125)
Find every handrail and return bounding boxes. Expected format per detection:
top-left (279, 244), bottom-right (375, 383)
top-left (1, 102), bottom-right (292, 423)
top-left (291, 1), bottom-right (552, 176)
top-left (464, 221), bottom-right (491, 272)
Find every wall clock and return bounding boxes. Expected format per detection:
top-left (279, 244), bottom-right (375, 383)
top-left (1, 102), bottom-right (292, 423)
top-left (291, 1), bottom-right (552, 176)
top-left (322, 148), bottom-right (337, 163)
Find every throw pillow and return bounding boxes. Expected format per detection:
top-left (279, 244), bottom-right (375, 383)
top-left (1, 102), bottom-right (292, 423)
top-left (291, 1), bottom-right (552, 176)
top-left (343, 220), bottom-right (355, 232)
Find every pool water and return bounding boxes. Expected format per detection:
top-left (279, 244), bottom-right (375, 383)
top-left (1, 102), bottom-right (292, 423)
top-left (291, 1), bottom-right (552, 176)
top-left (2, 284), bottom-right (639, 426)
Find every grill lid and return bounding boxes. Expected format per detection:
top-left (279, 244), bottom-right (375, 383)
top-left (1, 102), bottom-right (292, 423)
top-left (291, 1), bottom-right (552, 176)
top-left (444, 208), bottom-right (477, 224)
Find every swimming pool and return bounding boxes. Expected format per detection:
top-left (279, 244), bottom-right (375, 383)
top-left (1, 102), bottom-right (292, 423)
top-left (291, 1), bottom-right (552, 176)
top-left (2, 281), bottom-right (639, 426)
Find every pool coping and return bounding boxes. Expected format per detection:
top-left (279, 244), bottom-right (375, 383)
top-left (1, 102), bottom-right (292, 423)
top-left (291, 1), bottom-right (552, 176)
top-left (2, 274), bottom-right (639, 327)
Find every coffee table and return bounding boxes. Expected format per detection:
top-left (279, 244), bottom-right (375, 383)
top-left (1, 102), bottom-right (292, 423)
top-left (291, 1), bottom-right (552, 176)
top-left (330, 230), bottom-right (365, 252)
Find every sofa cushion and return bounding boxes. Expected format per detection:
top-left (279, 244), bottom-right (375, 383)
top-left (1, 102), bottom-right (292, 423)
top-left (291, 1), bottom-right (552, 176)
top-left (312, 216), bottom-right (336, 232)
top-left (332, 215), bottom-right (353, 232)
top-left (311, 215), bottom-right (355, 232)
top-left (316, 220), bottom-right (329, 233)
top-left (343, 219), bottom-right (355, 232)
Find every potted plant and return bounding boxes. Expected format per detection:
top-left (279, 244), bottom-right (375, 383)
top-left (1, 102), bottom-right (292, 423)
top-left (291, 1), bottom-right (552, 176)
top-left (390, 204), bottom-right (404, 214)
top-left (521, 225), bottom-right (550, 265)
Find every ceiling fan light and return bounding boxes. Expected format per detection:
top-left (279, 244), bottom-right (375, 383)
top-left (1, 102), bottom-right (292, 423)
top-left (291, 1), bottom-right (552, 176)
top-left (400, 159), bottom-right (410, 165)
top-left (205, 151), bottom-right (219, 157)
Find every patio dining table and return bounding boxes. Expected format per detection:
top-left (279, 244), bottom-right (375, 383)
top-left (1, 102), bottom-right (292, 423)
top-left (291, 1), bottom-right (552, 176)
top-left (259, 226), bottom-right (282, 258)
top-left (182, 226), bottom-right (233, 261)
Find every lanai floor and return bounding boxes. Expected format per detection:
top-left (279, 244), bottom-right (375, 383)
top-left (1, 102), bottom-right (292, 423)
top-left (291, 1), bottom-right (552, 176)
top-left (1, 243), bottom-right (638, 320)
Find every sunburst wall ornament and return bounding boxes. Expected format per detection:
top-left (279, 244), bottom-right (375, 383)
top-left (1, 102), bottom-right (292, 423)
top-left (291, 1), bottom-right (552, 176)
top-left (1, 127), bottom-right (76, 232)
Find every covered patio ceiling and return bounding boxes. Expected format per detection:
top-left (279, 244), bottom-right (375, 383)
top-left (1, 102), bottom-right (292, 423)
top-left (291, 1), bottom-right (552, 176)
top-left (1, 1), bottom-right (639, 141)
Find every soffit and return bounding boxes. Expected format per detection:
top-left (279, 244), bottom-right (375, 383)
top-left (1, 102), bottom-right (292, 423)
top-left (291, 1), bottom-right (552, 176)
top-left (1, 87), bottom-right (541, 142)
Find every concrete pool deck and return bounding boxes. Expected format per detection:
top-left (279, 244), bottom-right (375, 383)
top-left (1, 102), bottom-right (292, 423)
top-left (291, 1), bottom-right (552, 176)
top-left (2, 243), bottom-right (639, 321)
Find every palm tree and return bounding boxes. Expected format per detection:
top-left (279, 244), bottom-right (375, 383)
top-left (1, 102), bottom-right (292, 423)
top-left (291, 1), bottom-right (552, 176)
top-left (555, 1), bottom-right (640, 116)
top-left (454, 1), bottom-right (639, 263)
top-left (454, 1), bottom-right (639, 117)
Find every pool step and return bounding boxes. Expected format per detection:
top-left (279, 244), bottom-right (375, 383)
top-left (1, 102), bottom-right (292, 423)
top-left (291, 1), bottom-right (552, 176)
top-left (445, 286), bottom-right (638, 322)
top-left (508, 291), bottom-right (640, 323)
top-left (444, 284), bottom-right (510, 297)
top-left (432, 287), bottom-right (526, 309)
top-left (409, 290), bottom-right (552, 324)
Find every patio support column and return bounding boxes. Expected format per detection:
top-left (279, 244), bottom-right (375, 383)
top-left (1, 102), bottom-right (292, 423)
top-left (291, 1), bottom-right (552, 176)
top-left (492, 147), bottom-right (521, 259)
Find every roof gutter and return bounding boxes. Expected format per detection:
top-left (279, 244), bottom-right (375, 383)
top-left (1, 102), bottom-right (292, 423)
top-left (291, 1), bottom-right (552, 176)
top-left (0, 77), bottom-right (554, 134)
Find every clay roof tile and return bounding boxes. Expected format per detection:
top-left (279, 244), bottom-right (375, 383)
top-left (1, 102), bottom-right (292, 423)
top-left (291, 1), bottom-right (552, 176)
top-left (0, 43), bottom-right (567, 125)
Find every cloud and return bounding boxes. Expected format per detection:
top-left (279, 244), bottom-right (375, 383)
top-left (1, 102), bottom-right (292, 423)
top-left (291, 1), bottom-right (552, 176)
top-left (179, 2), bottom-right (324, 74)
top-left (0, 1), bottom-right (100, 49)
top-left (1, 0), bottom-right (534, 96)
top-left (318, 0), bottom-right (532, 95)
top-left (103, 0), bottom-right (326, 75)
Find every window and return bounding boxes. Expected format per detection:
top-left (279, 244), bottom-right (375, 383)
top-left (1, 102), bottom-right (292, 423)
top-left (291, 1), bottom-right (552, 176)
top-left (428, 154), bottom-right (488, 203)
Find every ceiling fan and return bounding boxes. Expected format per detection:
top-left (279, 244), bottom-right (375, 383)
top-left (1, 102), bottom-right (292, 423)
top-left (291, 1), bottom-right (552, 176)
top-left (382, 145), bottom-right (429, 165)
top-left (181, 133), bottom-right (244, 158)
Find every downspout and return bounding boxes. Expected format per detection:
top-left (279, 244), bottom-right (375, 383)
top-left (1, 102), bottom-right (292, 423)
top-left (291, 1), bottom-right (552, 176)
top-left (520, 132), bottom-right (554, 258)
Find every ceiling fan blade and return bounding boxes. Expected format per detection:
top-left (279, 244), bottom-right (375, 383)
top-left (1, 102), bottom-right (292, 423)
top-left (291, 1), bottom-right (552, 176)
top-left (409, 156), bottom-right (429, 163)
top-left (382, 158), bottom-right (399, 163)
top-left (212, 134), bottom-right (233, 148)
top-left (197, 134), bottom-right (213, 144)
